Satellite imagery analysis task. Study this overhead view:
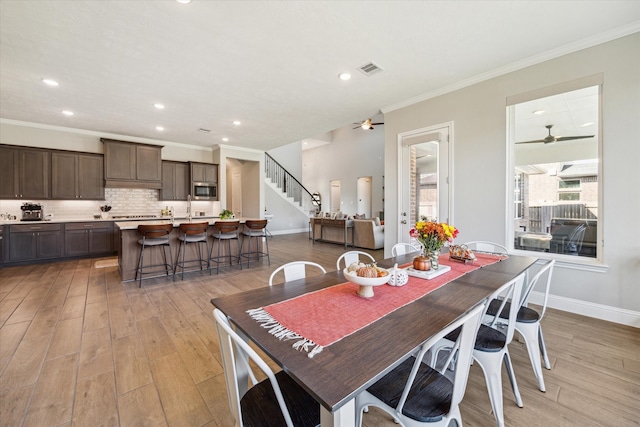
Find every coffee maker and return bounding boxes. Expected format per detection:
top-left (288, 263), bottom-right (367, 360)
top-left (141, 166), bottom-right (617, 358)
top-left (21, 203), bottom-right (43, 221)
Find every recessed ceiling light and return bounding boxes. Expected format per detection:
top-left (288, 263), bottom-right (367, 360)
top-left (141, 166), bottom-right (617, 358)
top-left (154, 103), bottom-right (165, 110)
top-left (42, 78), bottom-right (59, 86)
top-left (156, 126), bottom-right (165, 131)
top-left (533, 110), bottom-right (545, 115)
top-left (581, 122), bottom-right (594, 127)
top-left (62, 110), bottom-right (74, 116)
top-left (176, 0), bottom-right (191, 3)
top-left (339, 73), bottom-right (351, 81)
top-left (222, 137), bottom-right (229, 142)
top-left (233, 120), bottom-right (241, 126)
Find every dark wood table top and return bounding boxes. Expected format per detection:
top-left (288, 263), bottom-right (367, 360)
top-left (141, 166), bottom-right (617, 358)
top-left (210, 253), bottom-right (538, 413)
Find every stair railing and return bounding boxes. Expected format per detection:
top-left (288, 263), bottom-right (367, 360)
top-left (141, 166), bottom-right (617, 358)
top-left (265, 153), bottom-right (321, 213)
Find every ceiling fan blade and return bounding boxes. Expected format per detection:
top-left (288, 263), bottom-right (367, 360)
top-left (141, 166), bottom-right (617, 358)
top-left (371, 122), bottom-right (384, 125)
top-left (515, 139), bottom-right (546, 144)
top-left (555, 135), bottom-right (594, 141)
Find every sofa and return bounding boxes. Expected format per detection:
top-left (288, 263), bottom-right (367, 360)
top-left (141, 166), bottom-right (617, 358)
top-left (353, 218), bottom-right (384, 250)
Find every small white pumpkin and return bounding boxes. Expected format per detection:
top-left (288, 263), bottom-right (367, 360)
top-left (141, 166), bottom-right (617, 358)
top-left (387, 263), bottom-right (409, 286)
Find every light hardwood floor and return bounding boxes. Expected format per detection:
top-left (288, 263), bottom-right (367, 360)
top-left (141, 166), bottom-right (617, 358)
top-left (0, 232), bottom-right (638, 426)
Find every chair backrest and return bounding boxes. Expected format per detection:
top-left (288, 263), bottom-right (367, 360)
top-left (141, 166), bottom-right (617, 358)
top-left (520, 259), bottom-right (555, 320)
top-left (395, 302), bottom-right (485, 417)
top-left (463, 241), bottom-right (508, 255)
top-left (391, 243), bottom-right (422, 257)
top-left (213, 308), bottom-right (296, 427)
top-left (565, 224), bottom-right (586, 253)
top-left (179, 221), bottom-right (209, 235)
top-left (244, 219), bottom-right (268, 230)
top-left (268, 261), bottom-right (326, 286)
top-left (214, 220), bottom-right (240, 234)
top-left (336, 250), bottom-right (376, 270)
top-left (484, 273), bottom-right (525, 346)
top-left (137, 223), bottom-right (173, 239)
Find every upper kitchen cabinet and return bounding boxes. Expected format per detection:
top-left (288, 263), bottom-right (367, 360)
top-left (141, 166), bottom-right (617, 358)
top-left (102, 139), bottom-right (162, 189)
top-left (0, 145), bottom-right (50, 199)
top-left (160, 161), bottom-right (190, 200)
top-left (52, 152), bottom-right (104, 200)
top-left (191, 162), bottom-right (218, 183)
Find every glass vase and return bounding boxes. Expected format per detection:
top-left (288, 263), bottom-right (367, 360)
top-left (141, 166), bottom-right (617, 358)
top-left (427, 250), bottom-right (439, 270)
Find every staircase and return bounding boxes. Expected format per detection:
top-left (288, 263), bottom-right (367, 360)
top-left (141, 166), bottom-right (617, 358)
top-left (265, 153), bottom-right (321, 214)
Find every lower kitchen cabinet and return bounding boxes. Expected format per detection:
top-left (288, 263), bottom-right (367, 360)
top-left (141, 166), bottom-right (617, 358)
top-left (9, 223), bottom-right (63, 262)
top-left (64, 222), bottom-right (114, 256)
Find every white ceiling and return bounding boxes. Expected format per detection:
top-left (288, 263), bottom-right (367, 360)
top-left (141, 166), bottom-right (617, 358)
top-left (1, 1), bottom-right (639, 151)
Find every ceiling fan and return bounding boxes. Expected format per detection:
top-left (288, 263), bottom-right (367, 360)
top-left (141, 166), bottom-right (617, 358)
top-left (353, 118), bottom-right (384, 130)
top-left (516, 124), bottom-right (594, 144)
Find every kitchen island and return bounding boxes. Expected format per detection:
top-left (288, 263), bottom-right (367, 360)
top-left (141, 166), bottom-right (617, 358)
top-left (116, 218), bottom-right (257, 281)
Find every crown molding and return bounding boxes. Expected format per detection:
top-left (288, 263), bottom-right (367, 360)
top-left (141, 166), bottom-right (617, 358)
top-left (0, 118), bottom-right (215, 151)
top-left (382, 22), bottom-right (640, 114)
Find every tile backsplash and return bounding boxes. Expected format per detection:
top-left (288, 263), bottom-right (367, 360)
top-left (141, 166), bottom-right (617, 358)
top-left (0, 188), bottom-right (220, 219)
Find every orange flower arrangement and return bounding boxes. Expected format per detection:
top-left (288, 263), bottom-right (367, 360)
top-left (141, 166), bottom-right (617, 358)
top-left (410, 220), bottom-right (459, 254)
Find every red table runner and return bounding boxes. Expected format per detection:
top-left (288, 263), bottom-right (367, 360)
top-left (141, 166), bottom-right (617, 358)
top-left (248, 254), bottom-right (504, 357)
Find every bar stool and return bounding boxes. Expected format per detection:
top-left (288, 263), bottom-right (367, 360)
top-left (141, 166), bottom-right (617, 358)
top-left (239, 219), bottom-right (270, 268)
top-left (135, 223), bottom-right (174, 288)
top-left (174, 222), bottom-right (210, 280)
top-left (209, 220), bottom-right (240, 274)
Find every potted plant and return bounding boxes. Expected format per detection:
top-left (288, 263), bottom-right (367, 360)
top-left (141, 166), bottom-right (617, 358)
top-left (219, 209), bottom-right (234, 220)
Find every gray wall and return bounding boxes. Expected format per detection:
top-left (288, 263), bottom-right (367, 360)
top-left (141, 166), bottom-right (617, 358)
top-left (383, 33), bottom-right (640, 321)
top-left (302, 124), bottom-right (385, 218)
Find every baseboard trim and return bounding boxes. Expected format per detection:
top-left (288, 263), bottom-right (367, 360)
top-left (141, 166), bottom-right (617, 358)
top-left (529, 291), bottom-right (640, 328)
top-left (269, 228), bottom-right (308, 236)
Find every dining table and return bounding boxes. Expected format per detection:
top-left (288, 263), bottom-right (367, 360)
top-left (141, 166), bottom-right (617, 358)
top-left (210, 252), bottom-right (538, 427)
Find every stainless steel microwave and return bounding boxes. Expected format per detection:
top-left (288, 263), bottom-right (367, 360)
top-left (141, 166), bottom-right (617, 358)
top-left (192, 182), bottom-right (217, 200)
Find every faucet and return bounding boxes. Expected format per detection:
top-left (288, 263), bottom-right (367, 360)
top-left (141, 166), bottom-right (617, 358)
top-left (187, 194), bottom-right (192, 222)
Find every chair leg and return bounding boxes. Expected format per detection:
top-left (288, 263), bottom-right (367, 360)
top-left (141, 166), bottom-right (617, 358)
top-left (137, 244), bottom-right (145, 288)
top-left (263, 232), bottom-right (270, 265)
top-left (503, 350), bottom-right (523, 407)
top-left (473, 351), bottom-right (507, 427)
top-left (539, 326), bottom-right (551, 370)
top-left (516, 322), bottom-right (546, 392)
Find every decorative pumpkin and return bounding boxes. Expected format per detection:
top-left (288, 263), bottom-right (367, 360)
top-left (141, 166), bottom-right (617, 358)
top-left (388, 264), bottom-right (409, 286)
top-left (357, 266), bottom-right (378, 278)
top-left (413, 255), bottom-right (431, 271)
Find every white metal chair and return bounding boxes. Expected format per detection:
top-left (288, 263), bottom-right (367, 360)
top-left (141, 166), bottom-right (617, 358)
top-left (463, 241), bottom-right (508, 255)
top-left (429, 273), bottom-right (525, 427)
top-left (268, 261), bottom-right (326, 286)
top-left (355, 302), bottom-right (485, 427)
top-left (485, 259), bottom-right (555, 392)
top-left (336, 250), bottom-right (375, 270)
top-left (213, 308), bottom-right (320, 427)
top-left (391, 242), bottom-right (422, 257)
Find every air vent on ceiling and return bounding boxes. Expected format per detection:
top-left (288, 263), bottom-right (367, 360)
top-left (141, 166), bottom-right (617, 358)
top-left (358, 62), bottom-right (383, 76)
top-left (198, 128), bottom-right (211, 133)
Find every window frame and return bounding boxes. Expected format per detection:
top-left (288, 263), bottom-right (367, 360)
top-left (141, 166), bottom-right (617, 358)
top-left (505, 75), bottom-right (605, 269)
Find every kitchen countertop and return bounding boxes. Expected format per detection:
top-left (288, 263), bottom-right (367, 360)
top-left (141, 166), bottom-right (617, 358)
top-left (0, 216), bottom-right (220, 225)
top-left (114, 217), bottom-right (247, 230)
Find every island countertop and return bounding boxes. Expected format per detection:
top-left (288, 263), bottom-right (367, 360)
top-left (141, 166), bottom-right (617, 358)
top-left (113, 217), bottom-right (252, 230)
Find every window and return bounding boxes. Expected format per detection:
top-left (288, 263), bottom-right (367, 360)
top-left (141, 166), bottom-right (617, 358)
top-left (509, 82), bottom-right (600, 260)
top-left (514, 173), bottom-right (524, 219)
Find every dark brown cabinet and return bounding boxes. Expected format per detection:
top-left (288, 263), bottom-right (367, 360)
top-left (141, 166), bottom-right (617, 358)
top-left (0, 145), bottom-right (50, 199)
top-left (52, 152), bottom-right (104, 200)
top-left (160, 161), bottom-right (190, 200)
top-left (102, 139), bottom-right (162, 189)
top-left (8, 223), bottom-right (63, 262)
top-left (191, 162), bottom-right (218, 183)
top-left (64, 222), bottom-right (114, 257)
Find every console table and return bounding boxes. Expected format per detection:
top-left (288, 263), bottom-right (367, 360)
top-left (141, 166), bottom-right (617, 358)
top-left (311, 217), bottom-right (354, 249)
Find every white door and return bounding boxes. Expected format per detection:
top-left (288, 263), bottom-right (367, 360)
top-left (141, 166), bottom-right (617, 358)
top-left (397, 123), bottom-right (452, 243)
top-left (356, 176), bottom-right (372, 217)
top-left (231, 169), bottom-right (242, 218)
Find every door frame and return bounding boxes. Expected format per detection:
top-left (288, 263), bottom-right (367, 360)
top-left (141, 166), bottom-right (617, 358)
top-left (396, 121), bottom-right (454, 243)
